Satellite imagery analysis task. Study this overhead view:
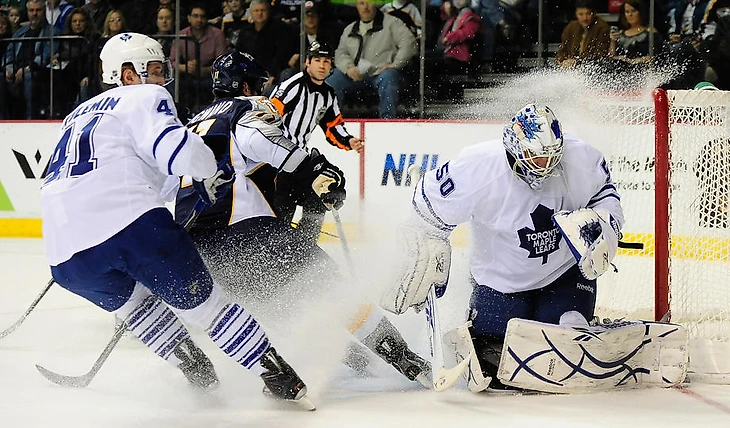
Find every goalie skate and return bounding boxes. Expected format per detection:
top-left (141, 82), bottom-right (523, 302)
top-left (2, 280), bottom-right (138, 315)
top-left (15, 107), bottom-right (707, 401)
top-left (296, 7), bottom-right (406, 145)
top-left (260, 347), bottom-right (315, 411)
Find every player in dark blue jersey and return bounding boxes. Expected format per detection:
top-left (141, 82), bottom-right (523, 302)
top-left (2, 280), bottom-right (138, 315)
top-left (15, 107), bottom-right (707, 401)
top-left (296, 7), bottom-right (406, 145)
top-left (175, 51), bottom-right (432, 387)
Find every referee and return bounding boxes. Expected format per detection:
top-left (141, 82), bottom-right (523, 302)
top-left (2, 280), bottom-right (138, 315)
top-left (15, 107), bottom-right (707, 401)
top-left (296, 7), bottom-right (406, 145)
top-left (267, 40), bottom-right (364, 244)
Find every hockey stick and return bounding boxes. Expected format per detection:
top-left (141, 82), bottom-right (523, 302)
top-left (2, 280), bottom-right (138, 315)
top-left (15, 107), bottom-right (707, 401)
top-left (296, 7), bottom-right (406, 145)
top-left (332, 208), bottom-right (356, 277)
top-left (35, 320), bottom-right (128, 387)
top-left (35, 200), bottom-right (207, 388)
top-left (0, 278), bottom-right (55, 340)
top-left (425, 286), bottom-right (472, 392)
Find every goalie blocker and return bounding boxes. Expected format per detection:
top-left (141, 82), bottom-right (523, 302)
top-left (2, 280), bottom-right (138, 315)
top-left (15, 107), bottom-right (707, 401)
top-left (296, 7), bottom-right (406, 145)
top-left (380, 224), bottom-right (452, 315)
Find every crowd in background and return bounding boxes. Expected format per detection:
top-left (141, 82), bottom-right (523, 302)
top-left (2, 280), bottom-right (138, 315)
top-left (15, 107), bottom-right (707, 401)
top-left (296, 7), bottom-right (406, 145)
top-left (0, 0), bottom-right (728, 120)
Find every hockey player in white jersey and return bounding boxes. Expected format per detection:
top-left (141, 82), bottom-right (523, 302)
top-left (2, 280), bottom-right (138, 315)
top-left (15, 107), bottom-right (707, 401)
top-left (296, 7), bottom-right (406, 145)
top-left (174, 50), bottom-right (431, 387)
top-left (41, 33), bottom-right (313, 407)
top-left (381, 105), bottom-right (689, 393)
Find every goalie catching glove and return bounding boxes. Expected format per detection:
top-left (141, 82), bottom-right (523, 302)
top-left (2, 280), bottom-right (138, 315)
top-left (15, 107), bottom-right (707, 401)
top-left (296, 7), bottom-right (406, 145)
top-left (193, 157), bottom-right (235, 206)
top-left (296, 148), bottom-right (346, 210)
top-left (552, 208), bottom-right (621, 280)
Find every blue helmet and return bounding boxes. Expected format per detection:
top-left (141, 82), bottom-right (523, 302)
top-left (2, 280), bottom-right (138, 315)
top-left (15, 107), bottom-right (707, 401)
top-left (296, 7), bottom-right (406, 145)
top-left (211, 51), bottom-right (270, 97)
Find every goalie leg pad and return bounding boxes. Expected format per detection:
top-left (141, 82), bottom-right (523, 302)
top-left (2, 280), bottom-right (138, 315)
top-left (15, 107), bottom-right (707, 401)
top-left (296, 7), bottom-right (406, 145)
top-left (497, 318), bottom-right (688, 393)
top-left (380, 224), bottom-right (452, 314)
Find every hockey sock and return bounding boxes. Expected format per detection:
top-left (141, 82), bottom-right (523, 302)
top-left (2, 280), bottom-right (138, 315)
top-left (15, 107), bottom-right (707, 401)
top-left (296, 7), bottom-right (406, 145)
top-left (113, 283), bottom-right (192, 367)
top-left (176, 285), bottom-right (270, 375)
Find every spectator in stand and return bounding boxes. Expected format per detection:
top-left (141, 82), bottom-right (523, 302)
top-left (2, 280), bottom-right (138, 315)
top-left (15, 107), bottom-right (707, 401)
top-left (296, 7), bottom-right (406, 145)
top-left (609, 0), bottom-right (665, 67)
top-left (82, 0), bottom-right (112, 35)
top-left (6, 5), bottom-right (23, 33)
top-left (381, 0), bottom-right (422, 39)
top-left (154, 4), bottom-right (175, 57)
top-left (668, 0), bottom-right (710, 41)
top-left (119, 0), bottom-right (157, 35)
top-left (0, 14), bottom-right (11, 72)
top-left (86, 9), bottom-right (127, 98)
top-left (170, 3), bottom-right (227, 109)
top-left (221, 0), bottom-right (247, 48)
top-left (327, 0), bottom-right (416, 119)
top-left (52, 7), bottom-right (99, 111)
top-left (475, 0), bottom-right (539, 72)
top-left (658, 0), bottom-right (708, 89)
top-left (555, 0), bottom-right (610, 68)
top-left (1, 0), bottom-right (59, 119)
top-left (208, 1), bottom-right (229, 28)
top-left (46, 0), bottom-right (71, 33)
top-left (272, 0), bottom-right (305, 26)
top-left (279, 0), bottom-right (340, 81)
top-left (101, 9), bottom-right (126, 38)
top-left (425, 0), bottom-right (480, 100)
top-left (235, 0), bottom-right (297, 95)
top-left (701, 0), bottom-right (730, 88)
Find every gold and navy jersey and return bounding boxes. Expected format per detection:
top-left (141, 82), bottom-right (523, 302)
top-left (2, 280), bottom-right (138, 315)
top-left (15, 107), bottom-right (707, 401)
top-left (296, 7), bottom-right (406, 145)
top-left (175, 96), bottom-right (309, 231)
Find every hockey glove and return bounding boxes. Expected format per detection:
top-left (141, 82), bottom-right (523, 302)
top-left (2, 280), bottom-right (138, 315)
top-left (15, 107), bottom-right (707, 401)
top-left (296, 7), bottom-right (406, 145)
top-left (298, 149), bottom-right (347, 210)
top-left (552, 208), bottom-right (621, 280)
top-left (193, 157), bottom-right (235, 206)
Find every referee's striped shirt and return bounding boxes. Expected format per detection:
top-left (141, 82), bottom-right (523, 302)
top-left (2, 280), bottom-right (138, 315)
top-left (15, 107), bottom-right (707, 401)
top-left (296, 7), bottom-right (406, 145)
top-left (270, 70), bottom-right (354, 151)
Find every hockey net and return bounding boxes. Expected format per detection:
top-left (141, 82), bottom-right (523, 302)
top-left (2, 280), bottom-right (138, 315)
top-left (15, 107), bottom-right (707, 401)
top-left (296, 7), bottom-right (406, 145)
top-left (576, 88), bottom-right (730, 381)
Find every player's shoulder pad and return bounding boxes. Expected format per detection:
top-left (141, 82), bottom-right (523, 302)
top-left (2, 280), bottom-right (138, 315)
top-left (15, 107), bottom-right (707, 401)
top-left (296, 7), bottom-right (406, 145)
top-left (456, 139), bottom-right (508, 171)
top-left (561, 133), bottom-right (605, 167)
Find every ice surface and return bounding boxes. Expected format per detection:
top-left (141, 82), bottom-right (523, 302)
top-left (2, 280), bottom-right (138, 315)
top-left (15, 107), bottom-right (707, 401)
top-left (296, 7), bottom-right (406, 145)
top-left (1, 239), bottom-right (730, 428)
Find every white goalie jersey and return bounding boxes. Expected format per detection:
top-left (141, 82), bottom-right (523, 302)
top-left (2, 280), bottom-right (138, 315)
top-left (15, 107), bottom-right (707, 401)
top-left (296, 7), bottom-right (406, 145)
top-left (412, 133), bottom-right (624, 294)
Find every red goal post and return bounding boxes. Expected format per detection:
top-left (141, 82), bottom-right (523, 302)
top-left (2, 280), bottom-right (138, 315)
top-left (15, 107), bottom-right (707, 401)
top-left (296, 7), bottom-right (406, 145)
top-left (582, 87), bottom-right (730, 380)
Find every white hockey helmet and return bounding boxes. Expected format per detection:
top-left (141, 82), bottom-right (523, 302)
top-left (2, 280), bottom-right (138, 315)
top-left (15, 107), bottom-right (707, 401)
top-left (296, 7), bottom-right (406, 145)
top-left (503, 104), bottom-right (564, 189)
top-left (100, 32), bottom-right (172, 86)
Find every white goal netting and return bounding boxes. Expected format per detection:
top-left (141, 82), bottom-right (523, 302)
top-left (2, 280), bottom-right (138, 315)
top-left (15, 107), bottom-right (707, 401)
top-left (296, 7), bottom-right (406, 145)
top-left (573, 89), bottom-right (730, 379)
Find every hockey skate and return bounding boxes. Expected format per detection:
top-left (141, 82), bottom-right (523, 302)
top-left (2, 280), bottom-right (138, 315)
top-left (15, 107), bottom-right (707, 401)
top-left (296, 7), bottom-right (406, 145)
top-left (374, 335), bottom-right (432, 388)
top-left (174, 338), bottom-right (220, 390)
top-left (260, 347), bottom-right (315, 411)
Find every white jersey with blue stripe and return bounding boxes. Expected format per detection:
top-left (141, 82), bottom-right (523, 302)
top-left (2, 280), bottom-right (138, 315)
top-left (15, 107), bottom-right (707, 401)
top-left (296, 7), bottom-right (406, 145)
top-left (41, 84), bottom-right (217, 265)
top-left (412, 133), bottom-right (624, 294)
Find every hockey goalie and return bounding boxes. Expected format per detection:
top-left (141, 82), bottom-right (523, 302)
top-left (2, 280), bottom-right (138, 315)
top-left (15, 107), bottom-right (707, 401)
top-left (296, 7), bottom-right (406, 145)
top-left (381, 104), bottom-right (689, 394)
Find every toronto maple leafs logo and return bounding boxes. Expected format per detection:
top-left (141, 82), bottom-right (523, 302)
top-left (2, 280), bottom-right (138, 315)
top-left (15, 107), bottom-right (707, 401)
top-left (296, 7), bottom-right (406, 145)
top-left (517, 204), bottom-right (562, 264)
top-left (120, 33), bottom-right (132, 41)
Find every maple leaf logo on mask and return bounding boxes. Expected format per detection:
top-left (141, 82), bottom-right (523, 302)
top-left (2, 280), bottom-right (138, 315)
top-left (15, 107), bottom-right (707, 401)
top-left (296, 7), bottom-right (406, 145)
top-left (517, 204), bottom-right (562, 264)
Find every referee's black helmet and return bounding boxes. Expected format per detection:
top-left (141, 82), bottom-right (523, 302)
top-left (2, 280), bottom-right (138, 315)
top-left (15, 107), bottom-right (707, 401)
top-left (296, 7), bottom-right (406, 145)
top-left (211, 51), bottom-right (270, 97)
top-left (305, 40), bottom-right (334, 61)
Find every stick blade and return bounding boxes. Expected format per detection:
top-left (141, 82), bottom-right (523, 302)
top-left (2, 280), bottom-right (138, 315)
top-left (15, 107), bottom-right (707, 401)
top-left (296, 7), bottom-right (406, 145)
top-left (0, 319), bottom-right (24, 340)
top-left (35, 364), bottom-right (93, 388)
top-left (432, 351), bottom-right (472, 392)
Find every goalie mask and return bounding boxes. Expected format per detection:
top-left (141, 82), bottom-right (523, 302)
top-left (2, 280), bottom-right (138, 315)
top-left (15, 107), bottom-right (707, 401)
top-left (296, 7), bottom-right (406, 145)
top-left (100, 33), bottom-right (172, 86)
top-left (503, 104), bottom-right (564, 189)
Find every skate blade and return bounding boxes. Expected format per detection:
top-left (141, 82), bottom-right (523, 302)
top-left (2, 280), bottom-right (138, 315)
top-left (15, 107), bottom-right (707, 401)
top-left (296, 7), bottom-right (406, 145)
top-left (262, 387), bottom-right (317, 411)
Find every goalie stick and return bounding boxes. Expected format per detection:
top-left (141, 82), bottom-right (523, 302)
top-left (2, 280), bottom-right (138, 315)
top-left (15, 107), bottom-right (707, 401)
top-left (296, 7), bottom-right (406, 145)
top-left (425, 286), bottom-right (472, 392)
top-left (35, 199), bottom-right (207, 388)
top-left (0, 278), bottom-right (55, 340)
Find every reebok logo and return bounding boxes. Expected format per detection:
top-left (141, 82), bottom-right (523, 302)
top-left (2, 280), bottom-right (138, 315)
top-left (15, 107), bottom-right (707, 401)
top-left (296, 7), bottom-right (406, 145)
top-left (576, 282), bottom-right (594, 294)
